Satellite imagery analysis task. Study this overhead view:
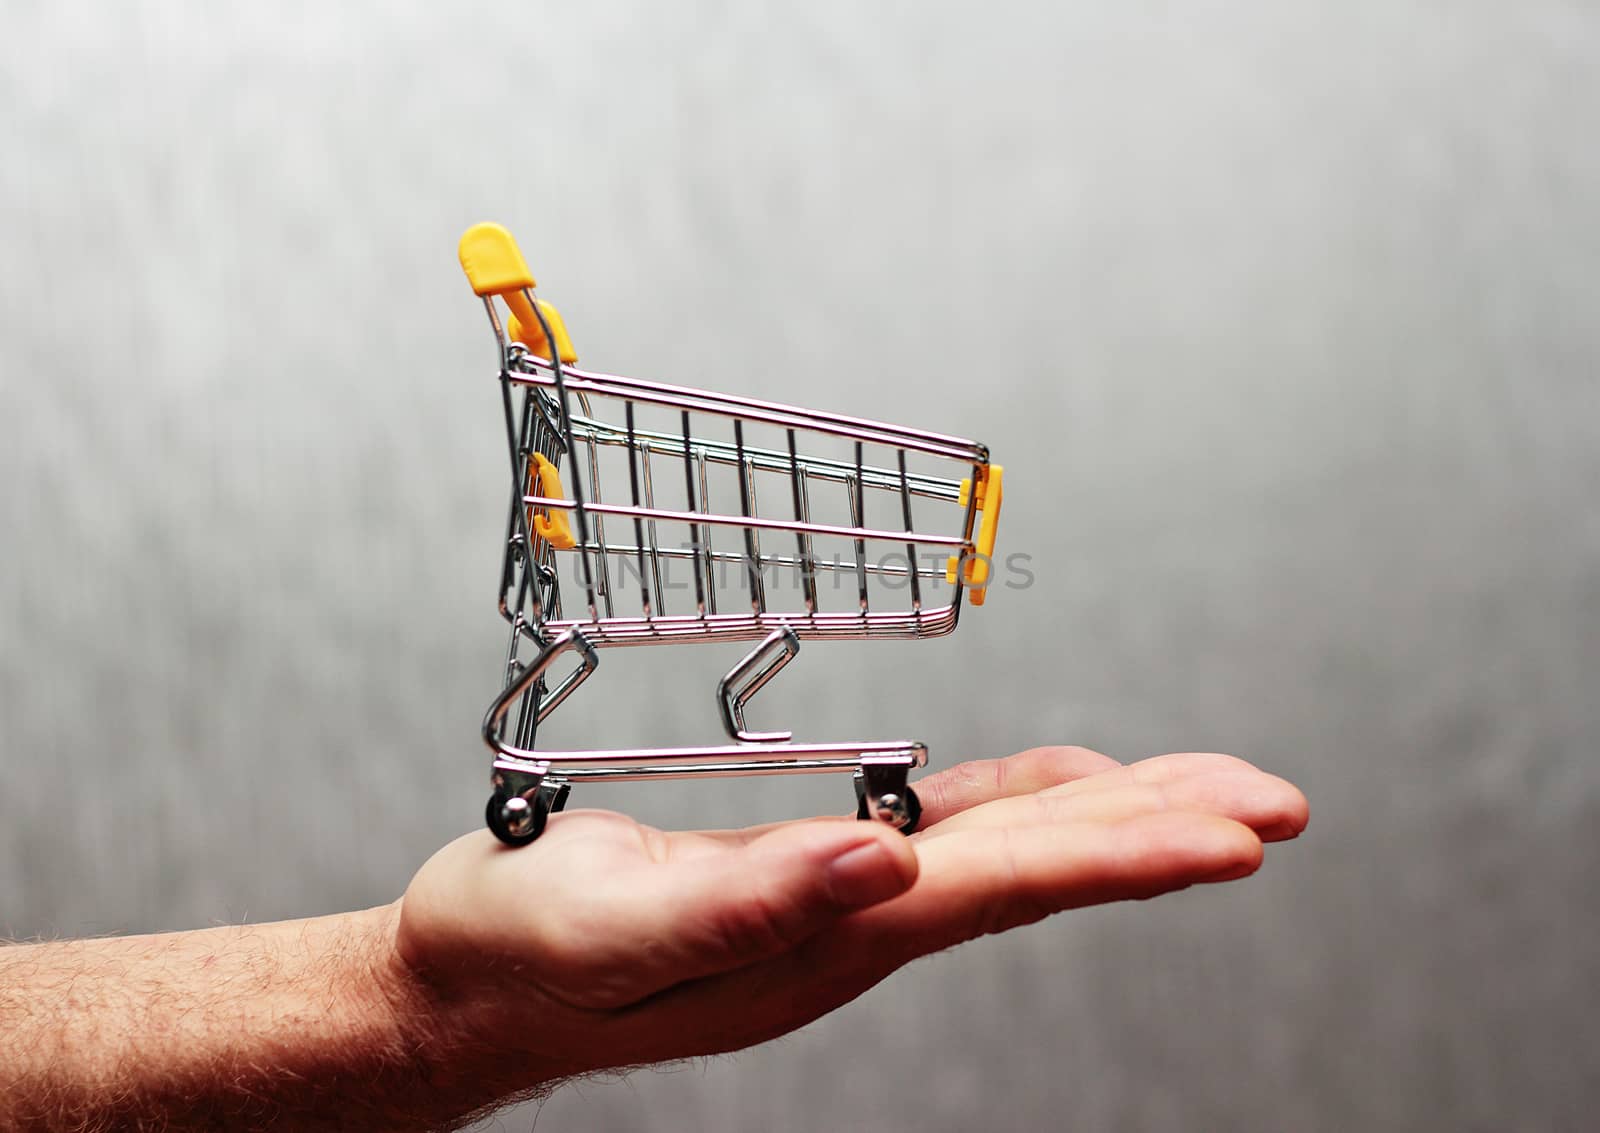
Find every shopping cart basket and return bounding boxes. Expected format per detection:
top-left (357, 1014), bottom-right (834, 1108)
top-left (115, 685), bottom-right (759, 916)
top-left (459, 223), bottom-right (1005, 845)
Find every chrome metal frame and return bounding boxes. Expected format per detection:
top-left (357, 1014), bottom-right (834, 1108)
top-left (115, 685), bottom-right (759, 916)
top-left (475, 288), bottom-right (991, 842)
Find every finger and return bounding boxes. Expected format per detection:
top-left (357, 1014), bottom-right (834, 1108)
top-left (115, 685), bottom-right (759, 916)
top-left (919, 769), bottom-right (1308, 842)
top-left (534, 819), bottom-right (918, 1010)
top-left (1038, 752), bottom-right (1308, 842)
top-left (909, 746), bottom-right (1120, 829)
top-left (690, 746), bottom-right (1120, 846)
top-left (603, 813), bottom-right (1261, 1062)
top-left (1042, 751), bottom-right (1263, 799)
top-left (863, 811), bottom-right (1263, 948)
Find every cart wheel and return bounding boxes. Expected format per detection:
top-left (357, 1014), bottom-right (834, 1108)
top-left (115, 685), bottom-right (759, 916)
top-left (855, 785), bottom-right (922, 835)
top-left (900, 786), bottom-right (922, 833)
top-left (486, 789), bottom-right (549, 847)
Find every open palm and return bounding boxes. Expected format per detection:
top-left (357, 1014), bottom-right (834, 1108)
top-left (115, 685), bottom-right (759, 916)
top-left (396, 746), bottom-right (1306, 1082)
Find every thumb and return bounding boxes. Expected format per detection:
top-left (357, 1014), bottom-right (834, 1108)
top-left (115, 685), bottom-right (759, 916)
top-left (560, 820), bottom-right (918, 1008)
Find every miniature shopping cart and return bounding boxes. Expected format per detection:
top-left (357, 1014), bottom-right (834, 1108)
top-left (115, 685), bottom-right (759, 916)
top-left (459, 223), bottom-right (1005, 845)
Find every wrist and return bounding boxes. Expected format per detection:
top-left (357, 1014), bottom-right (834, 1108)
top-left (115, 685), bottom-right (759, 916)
top-left (380, 897), bottom-right (574, 1115)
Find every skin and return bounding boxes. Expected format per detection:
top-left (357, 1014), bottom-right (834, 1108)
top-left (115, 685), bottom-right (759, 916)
top-left (0, 746), bottom-right (1307, 1131)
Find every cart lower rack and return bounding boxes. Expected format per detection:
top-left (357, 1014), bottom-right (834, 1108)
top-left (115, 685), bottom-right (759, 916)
top-left (459, 223), bottom-right (1005, 844)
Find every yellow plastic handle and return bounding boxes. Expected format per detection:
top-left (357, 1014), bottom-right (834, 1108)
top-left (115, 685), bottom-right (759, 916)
top-left (458, 222), bottom-right (579, 363)
top-left (528, 453), bottom-right (577, 550)
top-left (459, 222), bottom-right (536, 296)
top-left (509, 299), bottom-right (579, 365)
top-left (946, 464), bottom-right (1004, 606)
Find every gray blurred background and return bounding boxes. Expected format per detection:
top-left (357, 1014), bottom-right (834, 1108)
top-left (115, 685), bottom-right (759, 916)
top-left (3, 1), bottom-right (1597, 1129)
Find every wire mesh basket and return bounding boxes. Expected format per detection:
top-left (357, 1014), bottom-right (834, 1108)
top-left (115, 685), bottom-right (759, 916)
top-left (459, 223), bottom-right (1005, 844)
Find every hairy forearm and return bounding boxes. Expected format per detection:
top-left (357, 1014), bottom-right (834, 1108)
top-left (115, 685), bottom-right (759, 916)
top-left (0, 905), bottom-right (555, 1132)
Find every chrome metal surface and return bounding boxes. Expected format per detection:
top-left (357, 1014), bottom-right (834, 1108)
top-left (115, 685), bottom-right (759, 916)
top-left (498, 795), bottom-right (535, 836)
top-left (493, 740), bottom-right (926, 778)
top-left (717, 626), bottom-right (802, 742)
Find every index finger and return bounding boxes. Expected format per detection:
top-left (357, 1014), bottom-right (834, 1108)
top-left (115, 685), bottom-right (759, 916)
top-left (910, 745), bottom-right (1120, 828)
top-left (689, 746), bottom-right (1120, 846)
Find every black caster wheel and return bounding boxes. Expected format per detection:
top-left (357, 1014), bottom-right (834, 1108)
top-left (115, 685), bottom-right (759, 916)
top-left (856, 784), bottom-right (921, 835)
top-left (486, 788), bottom-right (550, 847)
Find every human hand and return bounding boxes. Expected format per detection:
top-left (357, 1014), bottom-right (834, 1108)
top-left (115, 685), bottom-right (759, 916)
top-left (391, 747), bottom-right (1307, 1091)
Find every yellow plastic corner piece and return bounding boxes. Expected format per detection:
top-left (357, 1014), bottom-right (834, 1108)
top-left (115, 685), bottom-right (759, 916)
top-left (508, 298), bottom-right (579, 364)
top-left (527, 453), bottom-right (577, 549)
top-left (459, 222), bottom-right (536, 296)
top-left (946, 464), bottom-right (1004, 606)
